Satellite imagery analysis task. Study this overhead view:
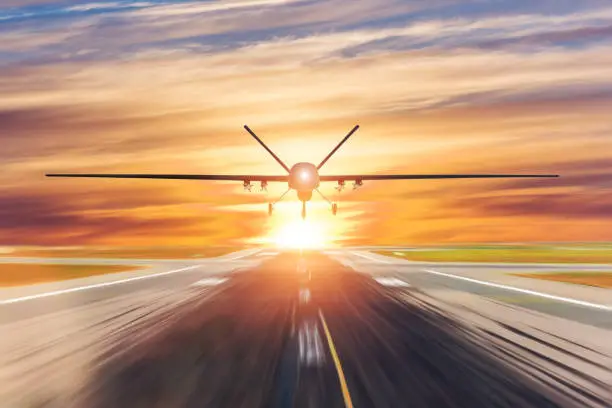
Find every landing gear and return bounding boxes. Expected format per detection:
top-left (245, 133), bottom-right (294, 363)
top-left (314, 188), bottom-right (338, 216)
top-left (301, 201), bottom-right (306, 220)
top-left (267, 188), bottom-right (291, 216)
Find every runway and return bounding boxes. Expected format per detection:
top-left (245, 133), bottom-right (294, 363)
top-left (0, 250), bottom-right (610, 407)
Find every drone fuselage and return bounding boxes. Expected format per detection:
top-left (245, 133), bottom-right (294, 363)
top-left (288, 162), bottom-right (320, 201)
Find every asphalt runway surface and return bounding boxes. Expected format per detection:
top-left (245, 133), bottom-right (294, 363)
top-left (0, 250), bottom-right (611, 407)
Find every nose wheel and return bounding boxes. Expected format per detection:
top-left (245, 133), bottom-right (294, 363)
top-left (332, 203), bottom-right (338, 216)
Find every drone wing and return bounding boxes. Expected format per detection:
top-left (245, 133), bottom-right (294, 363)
top-left (319, 174), bottom-right (559, 182)
top-left (47, 126), bottom-right (295, 183)
top-left (46, 174), bottom-right (289, 182)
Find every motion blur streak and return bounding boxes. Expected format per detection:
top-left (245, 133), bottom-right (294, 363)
top-left (2, 250), bottom-right (611, 407)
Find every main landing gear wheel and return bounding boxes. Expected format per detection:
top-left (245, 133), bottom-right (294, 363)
top-left (268, 203), bottom-right (273, 216)
top-left (332, 203), bottom-right (338, 215)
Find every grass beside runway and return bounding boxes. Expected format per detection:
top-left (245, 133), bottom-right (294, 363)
top-left (0, 246), bottom-right (245, 259)
top-left (512, 272), bottom-right (612, 288)
top-left (377, 244), bottom-right (612, 263)
top-left (0, 264), bottom-right (142, 286)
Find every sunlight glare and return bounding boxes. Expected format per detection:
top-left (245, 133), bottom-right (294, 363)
top-left (273, 219), bottom-right (327, 249)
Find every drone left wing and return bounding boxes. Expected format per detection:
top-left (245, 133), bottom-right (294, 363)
top-left (46, 174), bottom-right (289, 182)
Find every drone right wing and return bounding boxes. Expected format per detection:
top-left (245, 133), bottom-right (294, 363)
top-left (45, 174), bottom-right (289, 182)
top-left (47, 126), bottom-right (295, 183)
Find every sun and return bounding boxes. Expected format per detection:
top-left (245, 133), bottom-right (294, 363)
top-left (273, 219), bottom-right (328, 249)
top-left (243, 198), bottom-right (361, 249)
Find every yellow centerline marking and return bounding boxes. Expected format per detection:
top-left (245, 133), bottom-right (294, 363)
top-left (318, 309), bottom-right (354, 408)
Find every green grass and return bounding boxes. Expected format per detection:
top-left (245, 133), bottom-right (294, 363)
top-left (377, 245), bottom-right (612, 263)
top-left (0, 264), bottom-right (143, 286)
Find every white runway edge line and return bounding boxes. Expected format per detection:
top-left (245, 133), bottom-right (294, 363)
top-left (424, 269), bottom-right (612, 312)
top-left (191, 278), bottom-right (228, 287)
top-left (0, 265), bottom-right (202, 306)
top-left (350, 251), bottom-right (391, 264)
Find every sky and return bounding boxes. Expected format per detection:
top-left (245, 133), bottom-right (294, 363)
top-left (1, 0), bottom-right (612, 247)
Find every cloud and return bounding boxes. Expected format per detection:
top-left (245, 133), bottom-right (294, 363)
top-left (454, 192), bottom-right (612, 219)
top-left (489, 157), bottom-right (612, 191)
top-left (0, 190), bottom-right (193, 245)
top-left (0, 0), bottom-right (66, 8)
top-left (476, 24), bottom-right (612, 49)
top-left (126, 0), bottom-right (308, 17)
top-left (65, 2), bottom-right (153, 12)
top-left (0, 187), bottom-right (269, 245)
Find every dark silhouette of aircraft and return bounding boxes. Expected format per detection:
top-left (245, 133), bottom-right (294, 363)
top-left (47, 125), bottom-right (558, 219)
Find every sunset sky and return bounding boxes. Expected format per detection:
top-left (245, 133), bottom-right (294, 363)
top-left (1, 0), bottom-right (612, 247)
